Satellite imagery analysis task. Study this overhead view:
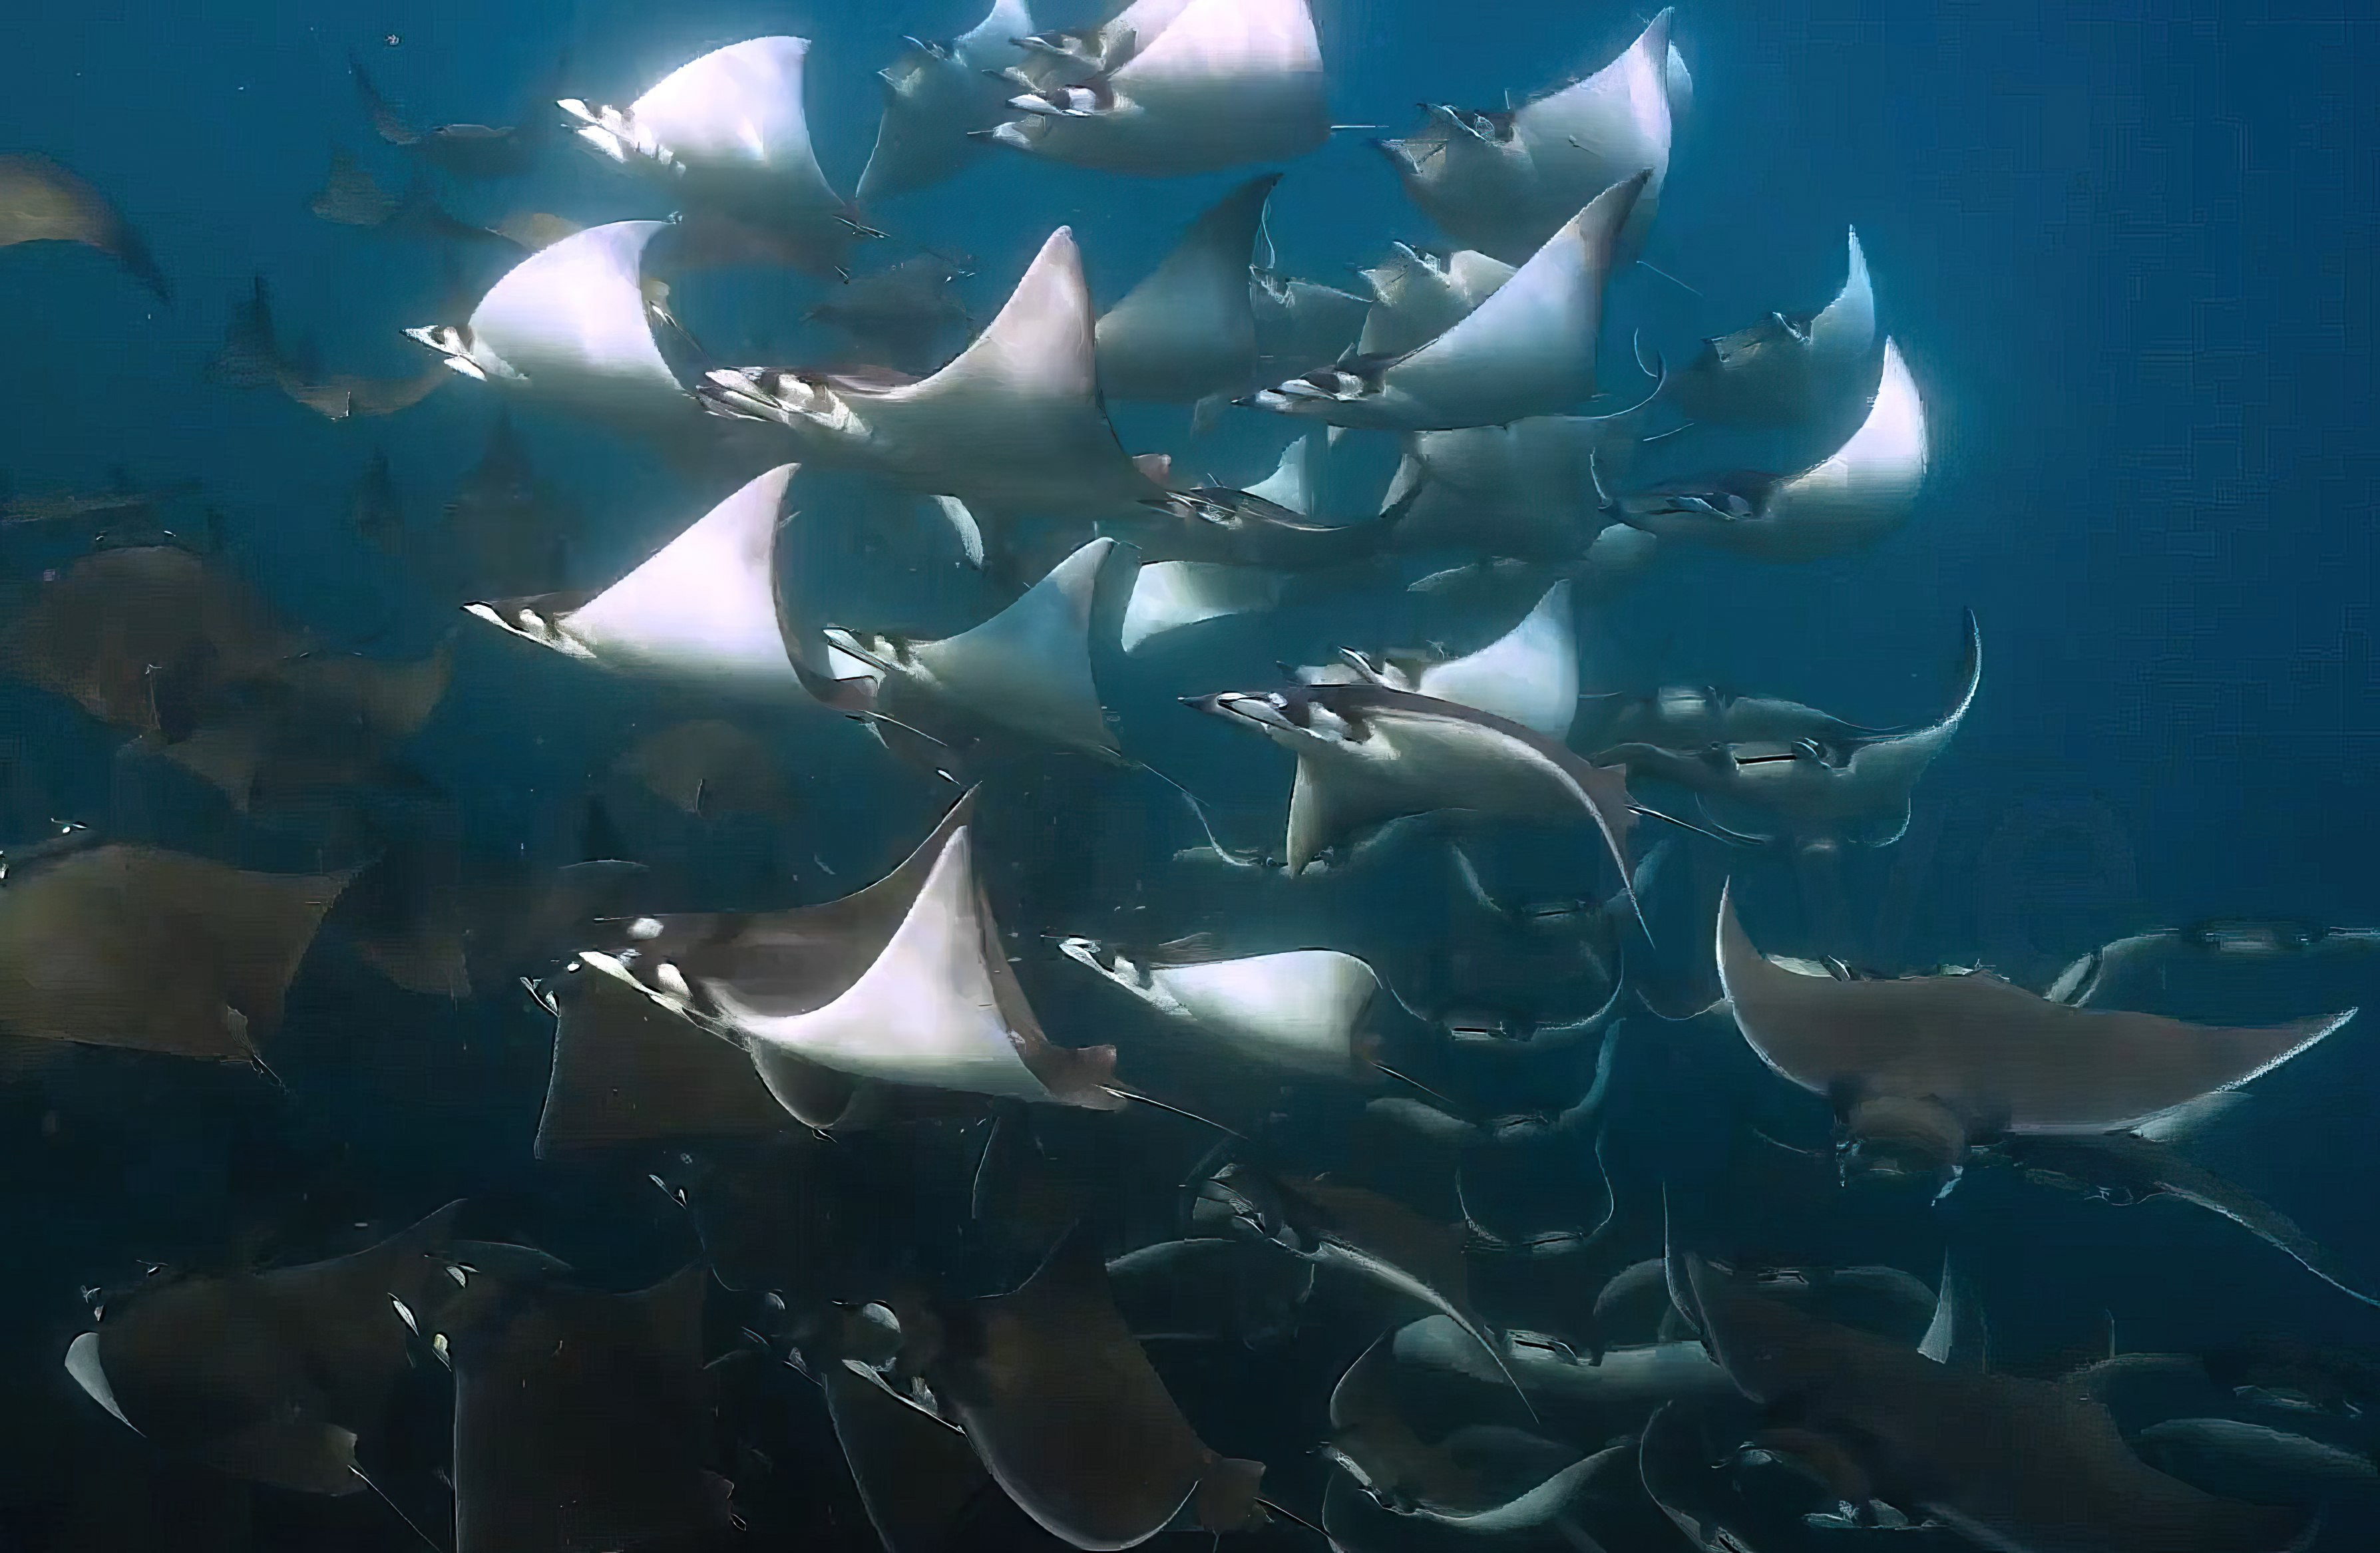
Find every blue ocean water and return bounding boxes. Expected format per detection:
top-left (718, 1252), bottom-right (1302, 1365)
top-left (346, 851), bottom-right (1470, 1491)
top-left (3, 1), bottom-right (2378, 1548)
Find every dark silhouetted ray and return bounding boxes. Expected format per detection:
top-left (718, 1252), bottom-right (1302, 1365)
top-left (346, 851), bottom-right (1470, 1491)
top-left (1683, 1256), bottom-right (2313, 1553)
top-left (612, 719), bottom-right (800, 821)
top-left (1190, 681), bottom-right (1636, 884)
top-left (1, 544), bottom-right (301, 737)
top-left (821, 1357), bottom-right (998, 1553)
top-left (534, 959), bottom-right (795, 1156)
top-left (910, 1225), bottom-right (1267, 1549)
top-left (452, 1266), bottom-right (729, 1553)
top-left (0, 845), bottom-right (353, 1061)
top-left (65, 1204), bottom-right (467, 1494)
top-left (1719, 884), bottom-right (2354, 1138)
top-left (0, 154), bottom-right (168, 299)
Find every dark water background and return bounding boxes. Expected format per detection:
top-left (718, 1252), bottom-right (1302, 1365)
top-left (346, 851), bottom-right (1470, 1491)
top-left (1, 1), bottom-right (2377, 1547)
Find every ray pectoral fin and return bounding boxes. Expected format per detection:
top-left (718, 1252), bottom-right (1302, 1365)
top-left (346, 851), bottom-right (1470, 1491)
top-left (927, 1224), bottom-right (1270, 1547)
top-left (903, 537), bottom-right (1121, 754)
top-left (1103, 1085), bottom-right (1242, 1136)
top-left (453, 1270), bottom-right (726, 1552)
top-left (534, 967), bottom-right (789, 1155)
top-left (1283, 757), bottom-right (1393, 873)
top-left (2023, 1132), bottom-right (2380, 1311)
